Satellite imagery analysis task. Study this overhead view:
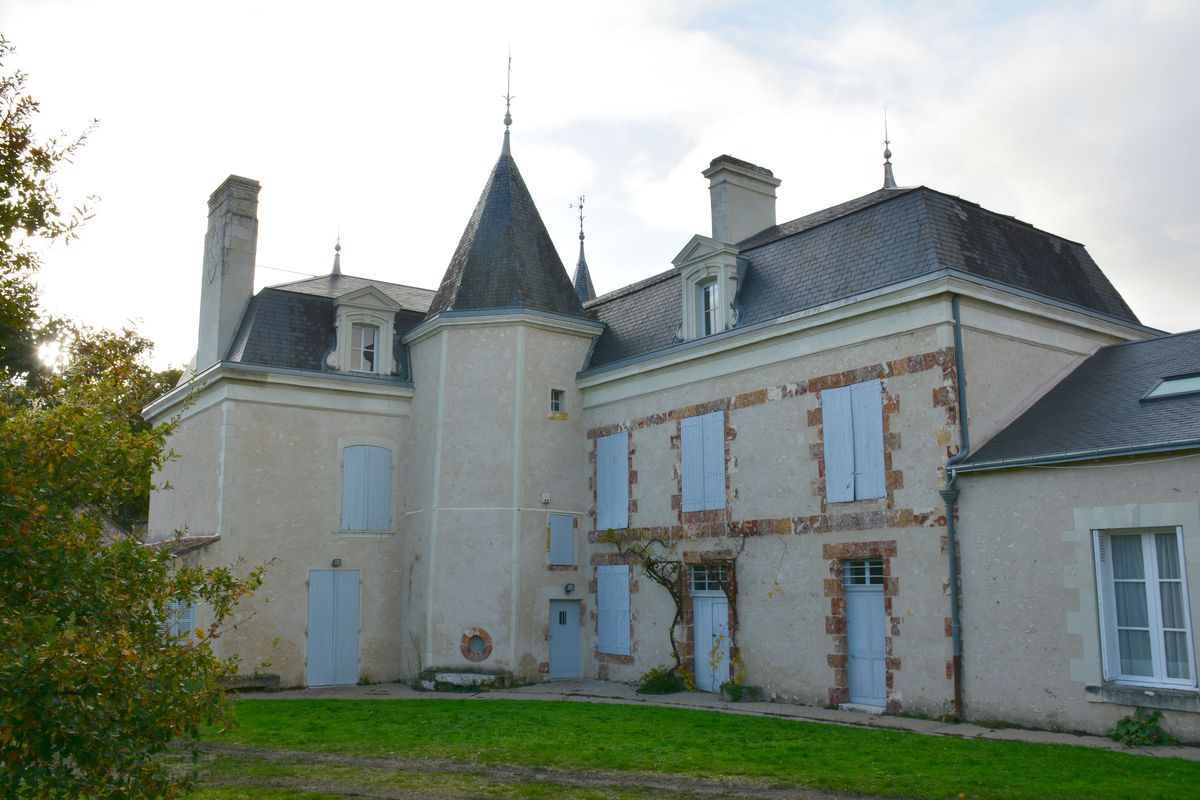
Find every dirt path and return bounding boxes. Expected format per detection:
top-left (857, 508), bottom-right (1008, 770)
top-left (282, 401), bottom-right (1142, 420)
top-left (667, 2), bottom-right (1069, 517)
top-left (192, 741), bottom-right (872, 799)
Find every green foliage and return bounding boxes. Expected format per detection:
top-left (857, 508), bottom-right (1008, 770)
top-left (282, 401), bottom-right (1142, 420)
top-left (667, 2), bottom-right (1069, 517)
top-left (636, 665), bottom-right (683, 694)
top-left (0, 329), bottom-right (264, 798)
top-left (0, 36), bottom-right (94, 378)
top-left (1108, 707), bottom-right (1176, 746)
top-left (0, 38), bottom-right (262, 798)
top-left (209, 700), bottom-right (1200, 799)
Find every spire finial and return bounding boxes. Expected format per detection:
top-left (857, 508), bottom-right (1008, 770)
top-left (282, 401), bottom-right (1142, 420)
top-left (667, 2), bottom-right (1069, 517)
top-left (882, 107), bottom-right (897, 189)
top-left (570, 194), bottom-right (595, 303)
top-left (503, 50), bottom-right (514, 130)
top-left (331, 231), bottom-right (342, 276)
top-left (570, 194), bottom-right (586, 242)
top-left (501, 50), bottom-right (514, 156)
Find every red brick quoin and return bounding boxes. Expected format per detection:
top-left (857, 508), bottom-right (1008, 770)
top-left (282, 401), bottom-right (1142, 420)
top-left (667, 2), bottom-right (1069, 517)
top-left (823, 539), bottom-right (902, 712)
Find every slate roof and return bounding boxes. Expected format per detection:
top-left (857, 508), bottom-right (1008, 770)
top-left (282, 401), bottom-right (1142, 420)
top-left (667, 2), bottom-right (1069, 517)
top-left (586, 186), bottom-right (1140, 370)
top-left (573, 241), bottom-right (597, 304)
top-left (960, 329), bottom-right (1200, 470)
top-left (427, 144), bottom-right (586, 318)
top-left (271, 274), bottom-right (434, 312)
top-left (224, 279), bottom-right (428, 377)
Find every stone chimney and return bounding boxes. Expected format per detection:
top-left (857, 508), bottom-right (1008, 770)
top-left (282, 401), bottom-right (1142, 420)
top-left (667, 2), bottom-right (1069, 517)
top-left (702, 155), bottom-right (781, 244)
top-left (196, 175), bottom-right (260, 371)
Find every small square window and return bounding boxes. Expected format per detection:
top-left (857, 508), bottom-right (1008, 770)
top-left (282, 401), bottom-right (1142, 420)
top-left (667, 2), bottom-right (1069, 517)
top-left (550, 388), bottom-right (566, 414)
top-left (690, 564), bottom-right (727, 591)
top-left (843, 559), bottom-right (883, 586)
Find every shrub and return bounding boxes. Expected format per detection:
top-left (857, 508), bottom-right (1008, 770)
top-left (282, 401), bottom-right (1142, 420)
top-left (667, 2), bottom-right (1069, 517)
top-left (1109, 707), bottom-right (1176, 746)
top-left (637, 665), bottom-right (684, 694)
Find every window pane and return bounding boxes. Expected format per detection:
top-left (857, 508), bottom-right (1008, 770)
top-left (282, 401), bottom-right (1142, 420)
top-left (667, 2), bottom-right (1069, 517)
top-left (1110, 535), bottom-right (1145, 579)
top-left (1114, 582), bottom-right (1149, 627)
top-left (1165, 631), bottom-right (1191, 680)
top-left (1118, 629), bottom-right (1154, 676)
top-left (1160, 581), bottom-right (1186, 630)
top-left (1156, 533), bottom-right (1181, 580)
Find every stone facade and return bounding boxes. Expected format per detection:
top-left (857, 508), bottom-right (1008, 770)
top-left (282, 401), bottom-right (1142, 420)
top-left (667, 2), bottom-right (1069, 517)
top-left (146, 138), bottom-right (1196, 741)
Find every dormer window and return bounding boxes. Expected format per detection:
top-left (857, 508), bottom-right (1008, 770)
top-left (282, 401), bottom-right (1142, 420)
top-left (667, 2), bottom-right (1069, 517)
top-left (328, 286), bottom-right (402, 376)
top-left (350, 324), bottom-right (377, 373)
top-left (672, 235), bottom-right (742, 341)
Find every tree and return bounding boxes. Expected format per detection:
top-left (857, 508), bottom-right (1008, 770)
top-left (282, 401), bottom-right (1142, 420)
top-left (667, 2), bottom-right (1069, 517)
top-left (0, 35), bottom-right (93, 378)
top-left (0, 39), bottom-right (262, 798)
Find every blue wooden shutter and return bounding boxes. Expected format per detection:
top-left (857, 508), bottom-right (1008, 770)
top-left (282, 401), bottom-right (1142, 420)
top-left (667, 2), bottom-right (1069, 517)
top-left (701, 411), bottom-right (725, 510)
top-left (365, 446), bottom-right (392, 530)
top-left (342, 446), bottom-right (392, 531)
top-left (681, 416), bottom-right (704, 512)
top-left (341, 446), bottom-right (367, 530)
top-left (596, 432), bottom-right (628, 530)
top-left (597, 564), bottom-right (630, 655)
top-left (549, 514), bottom-right (574, 565)
top-left (850, 380), bottom-right (885, 499)
top-left (822, 386), bottom-right (855, 502)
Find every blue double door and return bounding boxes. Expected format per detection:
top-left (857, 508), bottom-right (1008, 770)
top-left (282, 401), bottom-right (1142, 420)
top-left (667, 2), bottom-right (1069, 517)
top-left (306, 570), bottom-right (360, 686)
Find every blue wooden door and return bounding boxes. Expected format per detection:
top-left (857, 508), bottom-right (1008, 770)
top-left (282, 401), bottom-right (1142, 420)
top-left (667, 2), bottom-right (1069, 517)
top-left (549, 600), bottom-right (581, 679)
top-left (693, 595), bottom-right (729, 692)
top-left (845, 566), bottom-right (886, 706)
top-left (306, 570), bottom-right (360, 686)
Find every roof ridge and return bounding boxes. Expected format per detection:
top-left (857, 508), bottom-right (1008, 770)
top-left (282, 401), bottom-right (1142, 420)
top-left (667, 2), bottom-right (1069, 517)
top-left (271, 274), bottom-right (436, 295)
top-left (737, 186), bottom-right (918, 250)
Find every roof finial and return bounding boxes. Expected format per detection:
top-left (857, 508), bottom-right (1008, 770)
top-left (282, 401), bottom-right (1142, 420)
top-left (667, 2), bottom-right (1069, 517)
top-left (331, 231), bottom-right (342, 276)
top-left (501, 50), bottom-right (514, 156)
top-left (569, 194), bottom-right (596, 303)
top-left (570, 194), bottom-right (586, 242)
top-left (882, 107), bottom-right (897, 189)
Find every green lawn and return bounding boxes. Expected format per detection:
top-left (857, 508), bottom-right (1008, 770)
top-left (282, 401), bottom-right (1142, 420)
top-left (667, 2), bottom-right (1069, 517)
top-left (190, 699), bottom-right (1199, 799)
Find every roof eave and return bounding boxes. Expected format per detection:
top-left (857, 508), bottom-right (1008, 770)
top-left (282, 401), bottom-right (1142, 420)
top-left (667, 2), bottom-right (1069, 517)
top-left (956, 439), bottom-right (1200, 474)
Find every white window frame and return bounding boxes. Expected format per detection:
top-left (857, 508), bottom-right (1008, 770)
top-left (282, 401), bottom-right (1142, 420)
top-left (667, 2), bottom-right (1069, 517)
top-left (1093, 527), bottom-right (1197, 689)
top-left (550, 388), bottom-right (566, 414)
top-left (699, 280), bottom-right (719, 337)
top-left (350, 323), bottom-right (378, 373)
top-left (329, 286), bottom-right (401, 376)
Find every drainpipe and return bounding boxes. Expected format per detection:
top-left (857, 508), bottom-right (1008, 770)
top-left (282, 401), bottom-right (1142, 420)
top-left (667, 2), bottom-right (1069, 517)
top-left (939, 295), bottom-right (971, 720)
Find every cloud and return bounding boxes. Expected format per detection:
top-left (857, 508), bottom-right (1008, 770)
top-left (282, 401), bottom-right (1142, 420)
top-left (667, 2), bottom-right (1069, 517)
top-left (5, 0), bottom-right (1197, 368)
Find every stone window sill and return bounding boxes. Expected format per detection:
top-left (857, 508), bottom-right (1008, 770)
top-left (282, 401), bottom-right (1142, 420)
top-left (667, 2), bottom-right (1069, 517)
top-left (1086, 683), bottom-right (1200, 713)
top-left (334, 530), bottom-right (395, 539)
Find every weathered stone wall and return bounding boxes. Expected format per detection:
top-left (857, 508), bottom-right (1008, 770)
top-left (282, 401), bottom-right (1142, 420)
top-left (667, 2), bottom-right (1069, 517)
top-left (957, 460), bottom-right (1200, 740)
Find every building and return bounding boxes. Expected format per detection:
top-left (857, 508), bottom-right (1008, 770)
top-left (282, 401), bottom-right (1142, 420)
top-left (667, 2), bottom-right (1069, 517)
top-left (146, 117), bottom-right (1199, 738)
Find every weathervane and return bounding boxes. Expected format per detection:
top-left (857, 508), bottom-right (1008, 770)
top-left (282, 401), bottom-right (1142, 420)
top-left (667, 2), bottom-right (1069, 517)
top-left (569, 195), bottom-right (586, 242)
top-left (503, 50), bottom-right (514, 131)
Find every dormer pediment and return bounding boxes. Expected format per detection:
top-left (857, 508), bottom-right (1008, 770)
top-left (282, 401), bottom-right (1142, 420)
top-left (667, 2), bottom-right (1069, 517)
top-left (671, 234), bottom-right (739, 270)
top-left (335, 285), bottom-right (403, 312)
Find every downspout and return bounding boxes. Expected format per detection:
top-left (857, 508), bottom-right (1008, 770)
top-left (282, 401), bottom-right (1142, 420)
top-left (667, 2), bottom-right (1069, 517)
top-left (939, 295), bottom-right (971, 720)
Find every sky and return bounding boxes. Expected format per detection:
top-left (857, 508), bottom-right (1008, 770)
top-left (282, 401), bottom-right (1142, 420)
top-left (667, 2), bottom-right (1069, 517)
top-left (6, 0), bottom-right (1199, 369)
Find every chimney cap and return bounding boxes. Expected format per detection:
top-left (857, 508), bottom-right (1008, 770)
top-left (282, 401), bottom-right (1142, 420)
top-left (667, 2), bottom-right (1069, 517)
top-left (702, 155), bottom-right (781, 186)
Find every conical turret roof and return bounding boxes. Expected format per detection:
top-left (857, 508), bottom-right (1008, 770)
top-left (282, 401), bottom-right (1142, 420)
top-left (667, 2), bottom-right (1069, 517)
top-left (573, 240), bottom-right (596, 304)
top-left (426, 143), bottom-right (586, 318)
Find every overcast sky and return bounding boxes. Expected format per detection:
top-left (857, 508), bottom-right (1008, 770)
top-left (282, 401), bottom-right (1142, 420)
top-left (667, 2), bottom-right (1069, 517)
top-left (7, 0), bottom-right (1199, 368)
